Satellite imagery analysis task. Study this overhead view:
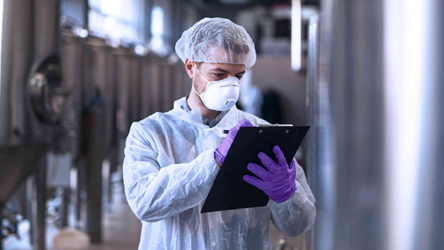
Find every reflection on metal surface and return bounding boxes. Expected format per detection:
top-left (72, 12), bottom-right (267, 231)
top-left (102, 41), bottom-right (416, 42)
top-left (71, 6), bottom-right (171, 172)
top-left (29, 55), bottom-right (69, 123)
top-left (384, 1), bottom-right (444, 250)
top-left (306, 12), bottom-right (336, 250)
top-left (134, 44), bottom-right (149, 56)
top-left (383, 0), bottom-right (426, 249)
top-left (76, 28), bottom-right (89, 38)
top-left (306, 14), bottom-right (319, 250)
top-left (272, 235), bottom-right (295, 250)
top-left (291, 0), bottom-right (301, 71)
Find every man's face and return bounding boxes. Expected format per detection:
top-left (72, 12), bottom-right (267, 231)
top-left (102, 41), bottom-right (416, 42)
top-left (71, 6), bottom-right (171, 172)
top-left (193, 62), bottom-right (246, 94)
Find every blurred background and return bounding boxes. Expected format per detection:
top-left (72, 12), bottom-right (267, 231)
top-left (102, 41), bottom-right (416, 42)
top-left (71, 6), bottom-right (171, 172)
top-left (0, 0), bottom-right (442, 250)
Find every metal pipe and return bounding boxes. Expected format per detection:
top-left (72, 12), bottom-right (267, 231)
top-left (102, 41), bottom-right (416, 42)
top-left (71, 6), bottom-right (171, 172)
top-left (31, 158), bottom-right (47, 250)
top-left (306, 14), bottom-right (321, 250)
top-left (0, 203), bottom-right (3, 250)
top-left (26, 177), bottom-right (34, 245)
top-left (83, 94), bottom-right (106, 243)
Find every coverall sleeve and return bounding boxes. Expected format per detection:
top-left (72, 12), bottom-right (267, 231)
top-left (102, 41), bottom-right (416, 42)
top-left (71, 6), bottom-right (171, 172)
top-left (270, 159), bottom-right (317, 237)
top-left (123, 122), bottom-right (220, 222)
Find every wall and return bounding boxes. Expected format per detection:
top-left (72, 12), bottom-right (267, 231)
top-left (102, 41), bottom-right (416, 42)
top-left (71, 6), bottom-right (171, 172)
top-left (250, 56), bottom-right (307, 125)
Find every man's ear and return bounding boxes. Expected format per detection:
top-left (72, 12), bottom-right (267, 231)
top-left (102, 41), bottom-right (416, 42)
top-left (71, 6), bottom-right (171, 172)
top-left (184, 59), bottom-right (195, 79)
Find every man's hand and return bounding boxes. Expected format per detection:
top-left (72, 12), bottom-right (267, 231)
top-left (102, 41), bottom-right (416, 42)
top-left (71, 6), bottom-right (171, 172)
top-left (243, 145), bottom-right (297, 203)
top-left (214, 118), bottom-right (253, 166)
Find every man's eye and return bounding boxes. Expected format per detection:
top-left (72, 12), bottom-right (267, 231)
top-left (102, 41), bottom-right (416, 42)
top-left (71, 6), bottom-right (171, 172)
top-left (213, 73), bottom-right (224, 77)
top-left (237, 76), bottom-right (243, 80)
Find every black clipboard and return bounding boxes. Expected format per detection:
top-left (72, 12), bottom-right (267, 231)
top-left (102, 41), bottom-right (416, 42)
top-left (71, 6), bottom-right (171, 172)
top-left (201, 126), bottom-right (310, 213)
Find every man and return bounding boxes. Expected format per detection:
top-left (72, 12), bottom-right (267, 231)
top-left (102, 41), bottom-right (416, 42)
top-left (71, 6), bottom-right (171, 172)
top-left (123, 17), bottom-right (316, 250)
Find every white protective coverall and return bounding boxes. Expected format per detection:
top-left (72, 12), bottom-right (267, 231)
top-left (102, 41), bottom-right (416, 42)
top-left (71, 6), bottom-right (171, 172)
top-left (123, 97), bottom-right (316, 250)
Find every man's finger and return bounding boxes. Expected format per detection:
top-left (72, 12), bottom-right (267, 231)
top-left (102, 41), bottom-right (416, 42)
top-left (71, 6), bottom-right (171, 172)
top-left (239, 118), bottom-right (253, 127)
top-left (247, 163), bottom-right (270, 181)
top-left (228, 118), bottom-right (252, 138)
top-left (289, 159), bottom-right (296, 170)
top-left (243, 175), bottom-right (267, 191)
top-left (273, 145), bottom-right (287, 166)
top-left (258, 152), bottom-right (277, 172)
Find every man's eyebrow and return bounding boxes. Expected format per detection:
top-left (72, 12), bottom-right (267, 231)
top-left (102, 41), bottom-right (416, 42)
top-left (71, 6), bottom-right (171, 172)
top-left (211, 68), bottom-right (246, 75)
top-left (211, 68), bottom-right (229, 73)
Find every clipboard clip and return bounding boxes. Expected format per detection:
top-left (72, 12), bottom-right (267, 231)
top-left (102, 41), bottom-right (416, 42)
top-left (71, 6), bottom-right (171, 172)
top-left (257, 124), bottom-right (293, 127)
top-left (223, 124), bottom-right (294, 134)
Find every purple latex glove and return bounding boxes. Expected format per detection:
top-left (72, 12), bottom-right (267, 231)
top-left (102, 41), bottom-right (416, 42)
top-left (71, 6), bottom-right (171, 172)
top-left (243, 145), bottom-right (297, 203)
top-left (215, 118), bottom-right (253, 166)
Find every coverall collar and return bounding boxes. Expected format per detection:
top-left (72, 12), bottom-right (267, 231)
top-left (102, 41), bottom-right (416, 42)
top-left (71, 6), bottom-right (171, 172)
top-left (179, 95), bottom-right (229, 128)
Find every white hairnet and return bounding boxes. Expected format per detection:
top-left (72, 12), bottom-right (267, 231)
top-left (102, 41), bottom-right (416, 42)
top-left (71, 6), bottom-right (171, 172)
top-left (175, 17), bottom-right (257, 68)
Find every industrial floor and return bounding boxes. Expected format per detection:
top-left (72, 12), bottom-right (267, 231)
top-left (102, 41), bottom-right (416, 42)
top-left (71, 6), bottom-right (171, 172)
top-left (4, 177), bottom-right (305, 250)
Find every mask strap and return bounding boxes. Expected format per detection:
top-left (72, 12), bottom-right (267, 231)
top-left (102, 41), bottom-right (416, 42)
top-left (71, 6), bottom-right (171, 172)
top-left (192, 62), bottom-right (204, 98)
top-left (193, 62), bottom-right (213, 85)
top-left (192, 62), bottom-right (211, 99)
top-left (192, 84), bottom-right (203, 99)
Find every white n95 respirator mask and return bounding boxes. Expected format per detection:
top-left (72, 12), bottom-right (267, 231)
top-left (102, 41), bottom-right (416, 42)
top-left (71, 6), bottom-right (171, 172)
top-left (193, 63), bottom-right (241, 111)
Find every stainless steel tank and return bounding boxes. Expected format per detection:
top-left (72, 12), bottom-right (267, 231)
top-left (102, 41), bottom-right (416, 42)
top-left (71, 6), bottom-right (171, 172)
top-left (0, 0), bottom-right (66, 143)
top-left (0, 0), bottom-right (65, 249)
top-left (60, 29), bottom-right (180, 240)
top-left (306, 0), bottom-right (444, 249)
top-left (306, 0), bottom-right (388, 249)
